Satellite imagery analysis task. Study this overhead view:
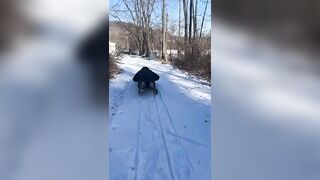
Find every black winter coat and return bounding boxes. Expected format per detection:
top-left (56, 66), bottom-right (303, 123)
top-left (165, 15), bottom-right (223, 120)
top-left (133, 67), bottom-right (160, 83)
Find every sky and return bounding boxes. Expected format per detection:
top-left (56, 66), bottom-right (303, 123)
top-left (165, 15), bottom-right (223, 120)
top-left (109, 0), bottom-right (211, 34)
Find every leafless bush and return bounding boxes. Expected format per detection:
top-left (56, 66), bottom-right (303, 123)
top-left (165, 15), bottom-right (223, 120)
top-left (171, 39), bottom-right (211, 81)
top-left (0, 0), bottom-right (30, 53)
top-left (172, 45), bottom-right (211, 81)
top-left (109, 54), bottom-right (120, 79)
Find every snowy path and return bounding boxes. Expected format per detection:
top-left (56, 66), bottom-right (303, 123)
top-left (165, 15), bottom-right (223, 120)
top-left (109, 55), bottom-right (211, 180)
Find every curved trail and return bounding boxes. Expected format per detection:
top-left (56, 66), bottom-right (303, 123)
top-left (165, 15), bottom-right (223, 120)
top-left (109, 55), bottom-right (211, 180)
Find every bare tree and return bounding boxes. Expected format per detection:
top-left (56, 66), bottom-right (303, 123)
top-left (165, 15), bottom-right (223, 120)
top-left (162, 0), bottom-right (168, 61)
top-left (178, 0), bottom-right (181, 54)
top-left (189, 0), bottom-right (193, 42)
top-left (182, 0), bottom-right (188, 43)
top-left (110, 0), bottom-right (156, 57)
top-left (193, 0), bottom-right (198, 41)
top-left (169, 21), bottom-right (177, 55)
top-left (199, 0), bottom-right (209, 38)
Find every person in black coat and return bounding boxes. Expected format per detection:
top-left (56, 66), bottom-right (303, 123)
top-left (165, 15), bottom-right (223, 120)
top-left (133, 67), bottom-right (160, 95)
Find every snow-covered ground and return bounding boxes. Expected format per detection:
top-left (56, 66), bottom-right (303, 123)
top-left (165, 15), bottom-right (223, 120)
top-left (213, 22), bottom-right (320, 180)
top-left (0, 1), bottom-right (107, 180)
top-left (2, 0), bottom-right (320, 177)
top-left (109, 55), bottom-right (211, 180)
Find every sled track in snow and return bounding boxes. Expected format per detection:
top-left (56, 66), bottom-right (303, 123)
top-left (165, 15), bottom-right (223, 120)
top-left (157, 91), bottom-right (181, 146)
top-left (153, 94), bottom-right (176, 180)
top-left (156, 91), bottom-right (193, 169)
top-left (148, 91), bottom-right (193, 179)
top-left (133, 98), bottom-right (143, 180)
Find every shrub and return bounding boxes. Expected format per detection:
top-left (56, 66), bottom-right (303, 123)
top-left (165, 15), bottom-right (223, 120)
top-left (172, 47), bottom-right (211, 81)
top-left (109, 54), bottom-right (120, 79)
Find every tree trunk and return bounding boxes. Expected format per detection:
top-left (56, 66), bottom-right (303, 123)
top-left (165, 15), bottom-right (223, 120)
top-left (193, 0), bottom-right (198, 42)
top-left (162, 0), bottom-right (167, 61)
top-left (189, 0), bottom-right (193, 43)
top-left (166, 13), bottom-right (169, 59)
top-left (178, 0), bottom-right (181, 54)
top-left (200, 0), bottom-right (209, 38)
top-left (182, 0), bottom-right (188, 43)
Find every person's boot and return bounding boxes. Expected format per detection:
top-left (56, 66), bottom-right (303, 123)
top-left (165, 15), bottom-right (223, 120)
top-left (138, 82), bottom-right (146, 96)
top-left (138, 88), bottom-right (144, 95)
top-left (149, 82), bottom-right (158, 95)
